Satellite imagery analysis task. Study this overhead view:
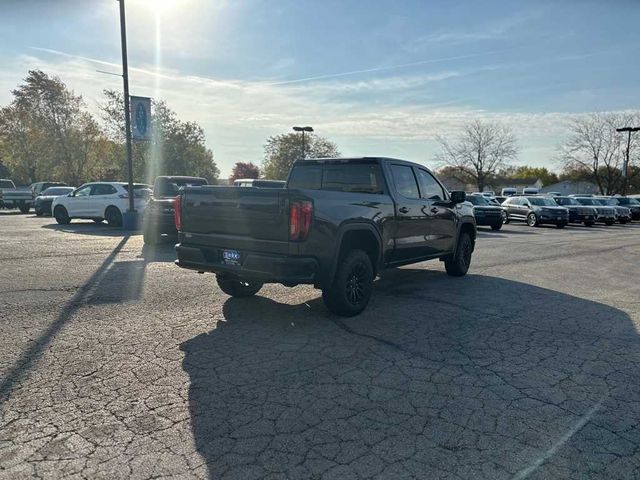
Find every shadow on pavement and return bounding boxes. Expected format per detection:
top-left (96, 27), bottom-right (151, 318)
top-left (0, 236), bottom-right (130, 403)
top-left (41, 221), bottom-right (140, 237)
top-left (182, 270), bottom-right (640, 479)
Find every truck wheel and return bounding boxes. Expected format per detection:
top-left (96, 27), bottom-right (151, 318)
top-left (105, 206), bottom-right (122, 227)
top-left (216, 276), bottom-right (263, 297)
top-left (322, 249), bottom-right (374, 317)
top-left (445, 232), bottom-right (473, 277)
top-left (556, 223), bottom-right (566, 229)
top-left (605, 220), bottom-right (614, 226)
top-left (19, 204), bottom-right (30, 214)
top-left (584, 222), bottom-right (594, 227)
top-left (491, 223), bottom-right (502, 231)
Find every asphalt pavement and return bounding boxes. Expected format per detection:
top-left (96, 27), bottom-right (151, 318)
top-left (1, 212), bottom-right (640, 479)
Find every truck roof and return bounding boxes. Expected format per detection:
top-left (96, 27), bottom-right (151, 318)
top-left (293, 157), bottom-right (434, 171)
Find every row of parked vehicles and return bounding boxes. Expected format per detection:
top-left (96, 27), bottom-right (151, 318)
top-left (465, 192), bottom-right (640, 229)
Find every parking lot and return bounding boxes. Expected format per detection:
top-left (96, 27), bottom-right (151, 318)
top-left (2, 212), bottom-right (640, 479)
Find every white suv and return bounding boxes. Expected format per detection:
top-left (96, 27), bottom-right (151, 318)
top-left (51, 182), bottom-right (151, 227)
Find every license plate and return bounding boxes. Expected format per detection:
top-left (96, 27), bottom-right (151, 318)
top-left (222, 249), bottom-right (241, 265)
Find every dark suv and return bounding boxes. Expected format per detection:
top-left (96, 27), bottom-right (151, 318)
top-left (608, 197), bottom-right (640, 221)
top-left (503, 196), bottom-right (569, 228)
top-left (552, 196), bottom-right (597, 226)
top-left (466, 194), bottom-right (504, 230)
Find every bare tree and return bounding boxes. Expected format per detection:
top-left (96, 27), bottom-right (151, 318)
top-left (435, 119), bottom-right (518, 192)
top-left (561, 112), bottom-right (639, 195)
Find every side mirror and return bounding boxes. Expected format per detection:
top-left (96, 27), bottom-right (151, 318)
top-left (450, 191), bottom-right (466, 204)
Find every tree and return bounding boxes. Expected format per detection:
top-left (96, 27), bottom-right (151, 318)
top-left (435, 119), bottom-right (518, 192)
top-left (101, 89), bottom-right (219, 183)
top-left (504, 165), bottom-right (559, 186)
top-left (0, 70), bottom-right (107, 185)
top-left (561, 112), bottom-right (640, 195)
top-left (262, 133), bottom-right (340, 180)
top-left (229, 162), bottom-right (260, 182)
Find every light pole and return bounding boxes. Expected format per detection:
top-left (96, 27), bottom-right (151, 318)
top-left (118, 0), bottom-right (136, 228)
top-left (616, 126), bottom-right (639, 195)
top-left (293, 126), bottom-right (313, 159)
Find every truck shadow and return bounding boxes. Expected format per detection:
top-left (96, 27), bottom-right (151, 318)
top-left (181, 271), bottom-right (640, 479)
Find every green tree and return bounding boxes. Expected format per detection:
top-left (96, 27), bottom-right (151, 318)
top-left (262, 133), bottom-right (340, 180)
top-left (229, 162), bottom-right (260, 182)
top-left (0, 70), bottom-right (107, 185)
top-left (508, 166), bottom-right (558, 186)
top-left (435, 119), bottom-right (518, 192)
top-left (101, 89), bottom-right (219, 183)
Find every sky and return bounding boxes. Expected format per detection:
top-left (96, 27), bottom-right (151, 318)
top-left (0, 0), bottom-right (639, 176)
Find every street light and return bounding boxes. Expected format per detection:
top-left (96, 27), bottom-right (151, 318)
top-left (117, 0), bottom-right (136, 229)
top-left (293, 126), bottom-right (313, 159)
top-left (616, 126), bottom-right (640, 195)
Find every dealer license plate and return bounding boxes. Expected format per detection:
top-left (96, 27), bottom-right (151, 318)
top-left (222, 249), bottom-right (241, 265)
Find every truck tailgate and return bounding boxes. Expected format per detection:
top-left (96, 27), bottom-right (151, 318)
top-left (181, 186), bottom-right (290, 254)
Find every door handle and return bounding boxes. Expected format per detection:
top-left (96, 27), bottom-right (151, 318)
top-left (398, 206), bottom-right (409, 214)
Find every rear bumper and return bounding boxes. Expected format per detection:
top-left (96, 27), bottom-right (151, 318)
top-left (144, 213), bottom-right (176, 235)
top-left (175, 243), bottom-right (319, 285)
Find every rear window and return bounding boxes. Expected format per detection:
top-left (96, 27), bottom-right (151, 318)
top-left (0, 180), bottom-right (15, 189)
top-left (288, 163), bottom-right (384, 194)
top-left (322, 164), bottom-right (383, 194)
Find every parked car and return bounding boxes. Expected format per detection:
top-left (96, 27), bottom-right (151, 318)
top-left (31, 181), bottom-right (67, 197)
top-left (601, 197), bottom-right (640, 221)
top-left (503, 196), bottom-right (569, 227)
top-left (143, 176), bottom-right (208, 244)
top-left (573, 197), bottom-right (616, 225)
top-left (34, 186), bottom-right (75, 216)
top-left (494, 196), bottom-right (507, 204)
top-left (52, 182), bottom-right (151, 227)
top-left (501, 188), bottom-right (517, 196)
top-left (233, 179), bottom-right (286, 188)
top-left (0, 179), bottom-right (33, 213)
top-left (522, 187), bottom-right (539, 195)
top-left (466, 194), bottom-right (504, 230)
top-left (175, 157), bottom-right (476, 316)
top-left (594, 198), bottom-right (631, 224)
top-left (552, 196), bottom-right (597, 226)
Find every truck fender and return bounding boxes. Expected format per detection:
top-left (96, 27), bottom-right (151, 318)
top-left (323, 222), bottom-right (383, 288)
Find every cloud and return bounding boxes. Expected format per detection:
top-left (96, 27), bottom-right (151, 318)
top-left (1, 49), bottom-right (633, 175)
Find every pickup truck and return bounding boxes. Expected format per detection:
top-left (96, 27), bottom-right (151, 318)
top-left (175, 157), bottom-right (476, 316)
top-left (0, 179), bottom-right (32, 213)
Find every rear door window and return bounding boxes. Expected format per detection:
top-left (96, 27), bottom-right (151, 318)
top-left (390, 164), bottom-right (420, 199)
top-left (91, 184), bottom-right (117, 195)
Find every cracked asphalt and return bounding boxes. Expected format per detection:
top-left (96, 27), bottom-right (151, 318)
top-left (1, 211), bottom-right (640, 479)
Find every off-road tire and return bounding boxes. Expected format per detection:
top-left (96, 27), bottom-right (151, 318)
top-left (322, 249), bottom-right (374, 317)
top-left (445, 232), bottom-right (473, 277)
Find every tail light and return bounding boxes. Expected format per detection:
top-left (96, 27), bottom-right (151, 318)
top-left (289, 200), bottom-right (313, 241)
top-left (174, 195), bottom-right (182, 231)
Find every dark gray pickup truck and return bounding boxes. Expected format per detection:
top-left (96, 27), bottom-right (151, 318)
top-left (175, 157), bottom-right (476, 316)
